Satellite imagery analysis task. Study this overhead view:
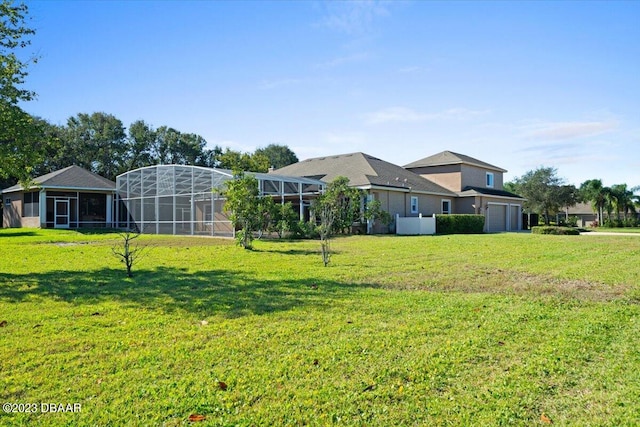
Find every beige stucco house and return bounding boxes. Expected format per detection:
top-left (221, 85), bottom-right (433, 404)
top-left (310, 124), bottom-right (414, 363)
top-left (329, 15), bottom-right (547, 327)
top-left (275, 150), bottom-right (525, 233)
top-left (405, 151), bottom-right (525, 232)
top-left (274, 152), bottom-right (457, 233)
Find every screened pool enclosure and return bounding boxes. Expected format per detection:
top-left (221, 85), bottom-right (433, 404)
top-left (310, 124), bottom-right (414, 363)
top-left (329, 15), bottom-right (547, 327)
top-left (116, 165), bottom-right (325, 236)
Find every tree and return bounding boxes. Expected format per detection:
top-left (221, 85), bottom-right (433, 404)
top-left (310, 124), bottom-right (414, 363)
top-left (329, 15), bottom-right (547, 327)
top-left (512, 167), bottom-right (575, 225)
top-left (111, 230), bottom-right (146, 278)
top-left (557, 184), bottom-right (580, 222)
top-left (609, 184), bottom-right (636, 221)
top-left (364, 199), bottom-right (392, 232)
top-left (272, 201), bottom-right (298, 238)
top-left (0, 0), bottom-right (36, 105)
top-left (64, 112), bottom-right (128, 180)
top-left (255, 195), bottom-right (276, 239)
top-left (254, 144), bottom-right (299, 170)
top-left (579, 179), bottom-right (609, 225)
top-left (0, 105), bottom-right (43, 182)
top-left (223, 172), bottom-right (261, 249)
top-left (0, 0), bottom-right (41, 182)
top-left (125, 120), bottom-right (157, 170)
top-left (217, 148), bottom-right (270, 172)
top-left (633, 186), bottom-right (640, 212)
top-left (312, 176), bottom-right (362, 266)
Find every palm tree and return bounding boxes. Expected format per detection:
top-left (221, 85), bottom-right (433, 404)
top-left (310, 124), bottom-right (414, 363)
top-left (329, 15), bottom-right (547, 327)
top-left (610, 184), bottom-right (636, 221)
top-left (579, 179), bottom-right (610, 225)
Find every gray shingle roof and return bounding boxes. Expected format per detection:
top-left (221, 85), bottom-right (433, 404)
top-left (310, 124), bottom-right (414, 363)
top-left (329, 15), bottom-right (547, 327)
top-left (1, 165), bottom-right (116, 193)
top-left (404, 150), bottom-right (507, 172)
top-left (459, 186), bottom-right (525, 199)
top-left (273, 152), bottom-right (456, 195)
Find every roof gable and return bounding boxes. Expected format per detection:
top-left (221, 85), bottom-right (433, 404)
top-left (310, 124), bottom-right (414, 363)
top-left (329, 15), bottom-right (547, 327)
top-left (404, 150), bottom-right (507, 172)
top-left (273, 152), bottom-right (455, 195)
top-left (2, 165), bottom-right (115, 193)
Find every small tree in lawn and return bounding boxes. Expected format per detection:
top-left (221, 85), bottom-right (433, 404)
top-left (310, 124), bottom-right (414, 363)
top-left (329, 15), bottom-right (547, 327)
top-left (112, 230), bottom-right (145, 278)
top-left (313, 176), bottom-right (361, 266)
top-left (223, 171), bottom-right (260, 249)
top-left (271, 201), bottom-right (298, 238)
top-left (256, 195), bottom-right (276, 239)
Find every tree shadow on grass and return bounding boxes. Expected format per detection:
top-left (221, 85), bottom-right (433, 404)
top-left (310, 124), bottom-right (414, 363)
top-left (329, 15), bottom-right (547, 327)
top-left (0, 267), bottom-right (368, 318)
top-left (0, 230), bottom-right (38, 238)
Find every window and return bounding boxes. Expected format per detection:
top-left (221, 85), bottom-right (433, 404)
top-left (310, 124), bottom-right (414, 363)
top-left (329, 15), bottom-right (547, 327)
top-left (441, 199), bottom-right (451, 214)
top-left (410, 196), bottom-right (418, 214)
top-left (79, 193), bottom-right (107, 224)
top-left (22, 192), bottom-right (40, 217)
top-left (486, 172), bottom-right (494, 188)
top-left (5, 198), bottom-right (10, 205)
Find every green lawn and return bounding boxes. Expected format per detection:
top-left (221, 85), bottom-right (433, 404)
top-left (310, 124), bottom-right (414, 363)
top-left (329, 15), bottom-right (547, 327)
top-left (1, 229), bottom-right (639, 426)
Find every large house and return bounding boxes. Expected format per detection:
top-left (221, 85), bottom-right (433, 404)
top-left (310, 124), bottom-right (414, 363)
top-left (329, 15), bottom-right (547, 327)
top-left (2, 150), bottom-right (525, 234)
top-left (274, 151), bottom-right (525, 232)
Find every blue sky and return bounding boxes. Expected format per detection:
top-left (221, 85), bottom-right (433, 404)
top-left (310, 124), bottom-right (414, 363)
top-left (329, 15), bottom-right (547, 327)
top-left (21, 1), bottom-right (640, 187)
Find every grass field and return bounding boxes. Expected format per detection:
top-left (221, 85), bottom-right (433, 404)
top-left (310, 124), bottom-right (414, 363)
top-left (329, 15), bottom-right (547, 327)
top-left (1, 229), bottom-right (639, 426)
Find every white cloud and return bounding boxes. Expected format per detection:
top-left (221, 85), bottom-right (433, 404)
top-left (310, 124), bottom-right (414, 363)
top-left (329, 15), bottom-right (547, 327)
top-left (363, 107), bottom-right (490, 125)
top-left (318, 1), bottom-right (390, 35)
top-left (522, 120), bottom-right (618, 141)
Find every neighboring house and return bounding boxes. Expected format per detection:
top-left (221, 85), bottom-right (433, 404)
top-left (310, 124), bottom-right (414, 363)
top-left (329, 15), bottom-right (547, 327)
top-left (1, 165), bottom-right (117, 229)
top-left (273, 152), bottom-right (459, 233)
top-left (275, 150), bottom-right (525, 233)
top-left (557, 202), bottom-right (597, 227)
top-left (404, 151), bottom-right (525, 232)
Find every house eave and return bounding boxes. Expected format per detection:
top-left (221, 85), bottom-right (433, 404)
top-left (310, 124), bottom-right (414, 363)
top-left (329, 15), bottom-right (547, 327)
top-left (362, 184), bottom-right (456, 197)
top-left (457, 190), bottom-right (526, 202)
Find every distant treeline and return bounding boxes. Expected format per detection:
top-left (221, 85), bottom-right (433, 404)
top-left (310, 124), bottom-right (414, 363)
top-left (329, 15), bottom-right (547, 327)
top-left (2, 111), bottom-right (299, 186)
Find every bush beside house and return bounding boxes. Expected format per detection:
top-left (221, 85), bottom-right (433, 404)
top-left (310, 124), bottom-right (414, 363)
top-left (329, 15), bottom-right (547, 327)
top-left (436, 215), bottom-right (484, 234)
top-left (531, 226), bottom-right (580, 235)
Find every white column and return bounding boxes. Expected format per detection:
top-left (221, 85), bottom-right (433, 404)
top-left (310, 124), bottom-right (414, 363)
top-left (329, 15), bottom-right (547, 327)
top-left (106, 194), bottom-right (113, 226)
top-left (39, 189), bottom-right (46, 227)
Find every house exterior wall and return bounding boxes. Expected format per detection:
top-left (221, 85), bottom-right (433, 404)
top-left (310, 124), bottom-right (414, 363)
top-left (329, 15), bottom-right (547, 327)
top-left (376, 190), bottom-right (406, 218)
top-left (371, 190), bottom-right (448, 217)
top-left (409, 193), bottom-right (443, 217)
top-left (408, 163), bottom-right (504, 192)
top-left (1, 191), bottom-right (41, 228)
top-left (460, 164), bottom-right (504, 190)
top-left (455, 197), bottom-right (476, 214)
top-left (409, 165), bottom-right (461, 192)
top-left (2, 193), bottom-right (23, 228)
top-left (368, 189), bottom-right (446, 233)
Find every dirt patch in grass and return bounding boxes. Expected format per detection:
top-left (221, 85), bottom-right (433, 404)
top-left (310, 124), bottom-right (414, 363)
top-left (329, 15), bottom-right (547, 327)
top-left (374, 268), bottom-right (630, 302)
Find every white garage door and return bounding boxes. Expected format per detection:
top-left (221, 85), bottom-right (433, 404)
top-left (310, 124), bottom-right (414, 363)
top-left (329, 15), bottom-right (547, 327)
top-left (487, 204), bottom-right (507, 232)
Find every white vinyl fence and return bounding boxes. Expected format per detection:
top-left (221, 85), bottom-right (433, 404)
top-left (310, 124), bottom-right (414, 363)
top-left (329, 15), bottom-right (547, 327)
top-left (395, 214), bottom-right (436, 235)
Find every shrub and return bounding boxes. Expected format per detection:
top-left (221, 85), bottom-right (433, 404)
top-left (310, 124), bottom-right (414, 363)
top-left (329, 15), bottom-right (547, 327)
top-left (558, 216), bottom-right (579, 227)
top-left (436, 215), bottom-right (484, 234)
top-left (531, 226), bottom-right (580, 235)
top-left (291, 220), bottom-right (319, 239)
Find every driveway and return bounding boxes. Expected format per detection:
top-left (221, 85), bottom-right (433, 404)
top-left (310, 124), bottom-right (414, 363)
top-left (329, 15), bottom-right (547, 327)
top-left (580, 231), bottom-right (640, 236)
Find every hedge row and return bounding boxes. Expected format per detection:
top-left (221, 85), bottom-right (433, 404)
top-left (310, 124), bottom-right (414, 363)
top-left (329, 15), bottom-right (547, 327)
top-left (436, 214), bottom-right (484, 234)
top-left (531, 226), bottom-right (580, 235)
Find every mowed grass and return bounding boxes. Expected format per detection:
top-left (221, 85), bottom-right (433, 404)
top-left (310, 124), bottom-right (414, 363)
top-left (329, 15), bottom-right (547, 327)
top-left (1, 229), bottom-right (639, 426)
